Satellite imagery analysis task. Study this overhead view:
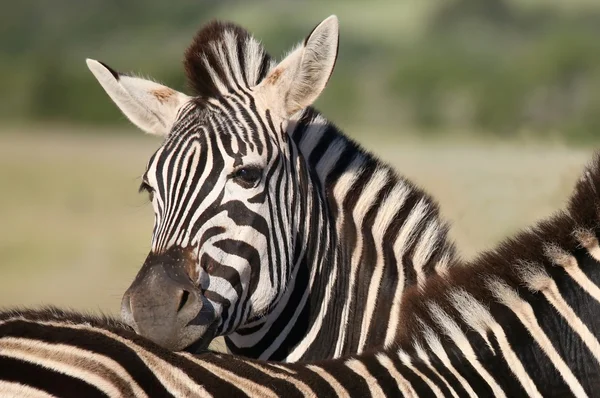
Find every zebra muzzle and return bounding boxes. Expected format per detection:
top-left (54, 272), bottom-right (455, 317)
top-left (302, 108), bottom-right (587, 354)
top-left (121, 248), bottom-right (218, 351)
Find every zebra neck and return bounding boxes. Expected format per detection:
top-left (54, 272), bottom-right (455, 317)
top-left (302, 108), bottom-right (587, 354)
top-left (227, 108), bottom-right (456, 361)
top-left (290, 109), bottom-right (457, 360)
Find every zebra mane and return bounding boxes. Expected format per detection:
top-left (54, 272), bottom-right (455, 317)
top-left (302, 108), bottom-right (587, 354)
top-left (0, 306), bottom-right (130, 332)
top-left (184, 20), bottom-right (276, 100)
top-left (397, 151), bottom-right (600, 345)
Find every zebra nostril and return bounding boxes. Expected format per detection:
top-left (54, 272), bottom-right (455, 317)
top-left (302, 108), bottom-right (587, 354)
top-left (177, 290), bottom-right (191, 313)
top-left (120, 293), bottom-right (136, 329)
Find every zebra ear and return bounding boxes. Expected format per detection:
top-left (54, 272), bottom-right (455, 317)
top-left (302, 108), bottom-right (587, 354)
top-left (258, 15), bottom-right (339, 117)
top-left (86, 59), bottom-right (190, 136)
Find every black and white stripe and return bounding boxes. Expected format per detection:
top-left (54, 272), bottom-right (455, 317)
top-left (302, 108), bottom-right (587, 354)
top-left (1, 308), bottom-right (418, 397)
top-left (4, 152), bottom-right (600, 396)
top-left (89, 16), bottom-right (458, 362)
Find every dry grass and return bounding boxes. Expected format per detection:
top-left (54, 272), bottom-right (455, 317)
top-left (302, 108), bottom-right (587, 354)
top-left (0, 127), bottom-right (594, 352)
top-left (0, 129), bottom-right (157, 312)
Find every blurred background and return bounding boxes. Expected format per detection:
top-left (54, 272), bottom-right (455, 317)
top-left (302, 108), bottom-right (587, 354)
top-left (1, 0), bottom-right (599, 318)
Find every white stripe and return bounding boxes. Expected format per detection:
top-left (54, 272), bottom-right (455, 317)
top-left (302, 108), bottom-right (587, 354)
top-left (358, 183), bottom-right (409, 353)
top-left (306, 365), bottom-right (350, 397)
top-left (315, 137), bottom-right (346, 185)
top-left (376, 353), bottom-right (418, 397)
top-left (222, 31), bottom-right (245, 87)
top-left (245, 361), bottom-right (317, 396)
top-left (24, 319), bottom-right (212, 397)
top-left (202, 54), bottom-right (228, 94)
top-left (420, 324), bottom-right (478, 398)
top-left (384, 199), bottom-right (431, 348)
top-left (449, 289), bottom-right (542, 397)
top-left (244, 37), bottom-right (273, 86)
top-left (428, 302), bottom-right (507, 398)
top-left (168, 138), bottom-right (201, 247)
top-left (398, 199), bottom-right (430, 288)
top-left (0, 341), bottom-right (126, 398)
top-left (398, 349), bottom-right (445, 397)
top-left (577, 232), bottom-right (600, 262)
top-left (0, 381), bottom-right (56, 398)
top-left (1, 337), bottom-right (148, 398)
top-left (297, 113), bottom-right (328, 156)
top-left (542, 280), bottom-right (600, 365)
top-left (282, 191), bottom-right (333, 360)
top-left (337, 167), bottom-right (389, 356)
top-left (332, 155), bottom-right (365, 356)
top-left (547, 245), bottom-right (600, 304)
top-left (412, 219), bottom-right (441, 287)
top-left (179, 353), bottom-right (278, 397)
top-left (518, 262), bottom-right (600, 368)
top-left (157, 139), bottom-right (180, 249)
top-left (346, 358), bottom-right (387, 397)
top-left (489, 279), bottom-right (588, 398)
top-left (413, 342), bottom-right (459, 398)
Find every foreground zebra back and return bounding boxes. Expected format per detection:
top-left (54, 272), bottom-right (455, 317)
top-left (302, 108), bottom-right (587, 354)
top-left (4, 155), bottom-right (600, 397)
top-left (0, 308), bottom-right (429, 397)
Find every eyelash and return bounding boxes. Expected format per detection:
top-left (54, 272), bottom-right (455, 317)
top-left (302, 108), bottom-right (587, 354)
top-left (139, 163), bottom-right (263, 200)
top-left (230, 165), bottom-right (263, 188)
top-left (139, 181), bottom-right (154, 201)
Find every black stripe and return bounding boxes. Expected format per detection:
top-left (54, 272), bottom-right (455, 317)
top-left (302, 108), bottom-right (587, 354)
top-left (204, 355), bottom-right (304, 397)
top-left (480, 331), bottom-right (530, 396)
top-left (349, 179), bottom-right (394, 349)
top-left (442, 333), bottom-right (495, 396)
top-left (0, 355), bottom-right (110, 398)
top-left (409, 355), bottom-right (454, 397)
top-left (318, 357), bottom-right (372, 397)
top-left (387, 352), bottom-right (437, 396)
top-left (497, 302), bottom-right (574, 397)
top-left (286, 364), bottom-right (339, 396)
top-left (0, 320), bottom-right (172, 396)
top-left (525, 273), bottom-right (599, 397)
top-left (360, 354), bottom-right (402, 396)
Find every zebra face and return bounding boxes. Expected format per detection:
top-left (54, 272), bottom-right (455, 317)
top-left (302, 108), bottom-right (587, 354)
top-left (121, 104), bottom-right (290, 349)
top-left (87, 15), bottom-right (339, 352)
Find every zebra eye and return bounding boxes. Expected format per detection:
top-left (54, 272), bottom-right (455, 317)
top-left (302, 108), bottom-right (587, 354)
top-left (231, 165), bottom-right (262, 188)
top-left (139, 181), bottom-right (155, 201)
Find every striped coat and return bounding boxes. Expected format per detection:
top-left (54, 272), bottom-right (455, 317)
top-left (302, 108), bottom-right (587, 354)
top-left (88, 15), bottom-right (457, 362)
top-left (3, 152), bottom-right (600, 396)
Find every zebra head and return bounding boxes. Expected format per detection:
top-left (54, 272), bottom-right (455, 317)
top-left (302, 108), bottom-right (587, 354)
top-left (87, 16), bottom-right (339, 351)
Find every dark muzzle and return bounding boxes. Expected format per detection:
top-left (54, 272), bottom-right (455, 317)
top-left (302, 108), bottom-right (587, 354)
top-left (121, 247), bottom-right (217, 351)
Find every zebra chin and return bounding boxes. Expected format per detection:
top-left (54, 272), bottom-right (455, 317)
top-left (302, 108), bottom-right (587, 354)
top-left (120, 247), bottom-right (220, 352)
top-left (122, 294), bottom-right (218, 353)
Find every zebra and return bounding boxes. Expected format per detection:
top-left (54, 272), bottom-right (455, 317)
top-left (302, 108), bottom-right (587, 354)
top-left (3, 152), bottom-right (600, 397)
top-left (86, 15), bottom-right (458, 362)
top-left (0, 307), bottom-right (428, 398)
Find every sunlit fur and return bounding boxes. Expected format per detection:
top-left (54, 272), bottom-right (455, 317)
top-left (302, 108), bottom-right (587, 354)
top-left (5, 152), bottom-right (600, 396)
top-left (391, 152), bottom-right (600, 396)
top-left (113, 19), bottom-right (457, 361)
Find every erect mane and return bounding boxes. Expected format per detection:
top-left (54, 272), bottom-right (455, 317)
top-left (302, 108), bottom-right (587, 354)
top-left (184, 20), bottom-right (276, 100)
top-left (397, 151), bottom-right (600, 345)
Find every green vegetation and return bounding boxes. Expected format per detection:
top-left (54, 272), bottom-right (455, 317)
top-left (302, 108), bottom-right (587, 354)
top-left (388, 1), bottom-right (600, 140)
top-left (3, 0), bottom-right (600, 141)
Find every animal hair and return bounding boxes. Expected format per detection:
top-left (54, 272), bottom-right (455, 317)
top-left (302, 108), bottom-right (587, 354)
top-left (397, 151), bottom-right (600, 346)
top-left (184, 21), bottom-right (275, 101)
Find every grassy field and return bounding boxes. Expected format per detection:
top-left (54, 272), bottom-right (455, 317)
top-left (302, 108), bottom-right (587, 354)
top-left (0, 127), bottom-right (594, 315)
